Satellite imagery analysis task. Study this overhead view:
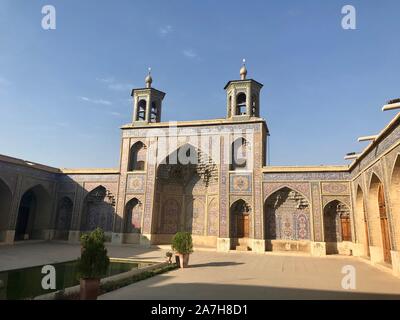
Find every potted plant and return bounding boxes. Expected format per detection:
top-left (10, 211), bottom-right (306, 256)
top-left (171, 232), bottom-right (193, 268)
top-left (165, 251), bottom-right (173, 264)
top-left (77, 228), bottom-right (110, 300)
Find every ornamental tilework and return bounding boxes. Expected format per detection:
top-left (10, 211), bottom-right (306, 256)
top-left (322, 195), bottom-right (351, 209)
top-left (350, 120), bottom-right (400, 178)
top-left (321, 182), bottom-right (350, 195)
top-left (186, 197), bottom-right (206, 235)
top-left (230, 195), bottom-right (252, 206)
top-left (264, 182), bottom-right (311, 202)
top-left (207, 197), bottom-right (219, 236)
top-left (230, 174), bottom-right (252, 193)
top-left (84, 182), bottom-right (118, 195)
top-left (264, 172), bottom-right (350, 181)
top-left (161, 198), bottom-right (180, 234)
top-left (311, 182), bottom-right (323, 242)
top-left (122, 123), bottom-right (262, 138)
top-left (219, 136), bottom-right (229, 238)
top-left (264, 188), bottom-right (310, 240)
top-left (386, 148), bottom-right (400, 183)
top-left (126, 175), bottom-right (145, 193)
top-left (65, 174), bottom-right (119, 183)
top-left (142, 139), bottom-right (157, 234)
top-left (253, 131), bottom-right (263, 239)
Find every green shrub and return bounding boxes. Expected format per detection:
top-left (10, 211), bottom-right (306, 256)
top-left (77, 228), bottom-right (110, 279)
top-left (171, 232), bottom-right (193, 254)
top-left (99, 264), bottom-right (178, 295)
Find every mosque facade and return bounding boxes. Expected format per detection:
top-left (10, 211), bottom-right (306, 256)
top-left (0, 64), bottom-right (399, 278)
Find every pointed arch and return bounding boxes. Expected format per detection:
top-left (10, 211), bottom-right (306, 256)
top-left (136, 99), bottom-right (147, 121)
top-left (230, 199), bottom-right (251, 240)
top-left (389, 154), bottom-right (400, 251)
top-left (14, 184), bottom-right (52, 241)
top-left (264, 184), bottom-right (310, 204)
top-left (128, 141), bottom-right (147, 171)
top-left (124, 197), bottom-right (142, 233)
top-left (0, 177), bottom-right (12, 241)
top-left (153, 143), bottom-right (218, 245)
top-left (355, 185), bottom-right (370, 256)
top-left (150, 101), bottom-right (159, 122)
top-left (81, 185), bottom-right (114, 232)
top-left (236, 92), bottom-right (247, 115)
top-left (231, 137), bottom-right (251, 171)
top-left (264, 187), bottom-right (310, 241)
top-left (323, 200), bottom-right (351, 243)
top-left (368, 173), bottom-right (392, 263)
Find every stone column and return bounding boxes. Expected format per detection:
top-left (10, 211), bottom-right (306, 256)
top-left (232, 89), bottom-right (237, 116)
top-left (226, 93), bottom-right (231, 118)
top-left (310, 182), bottom-right (326, 256)
top-left (140, 137), bottom-right (157, 246)
top-left (217, 134), bottom-right (231, 252)
top-left (132, 96), bottom-right (138, 122)
top-left (68, 182), bottom-right (85, 243)
top-left (246, 86), bottom-right (251, 116)
top-left (5, 175), bottom-right (24, 244)
top-left (145, 97), bottom-right (151, 123)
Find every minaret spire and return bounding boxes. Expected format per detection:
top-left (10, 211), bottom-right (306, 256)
top-left (145, 67), bottom-right (152, 88)
top-left (240, 59), bottom-right (247, 80)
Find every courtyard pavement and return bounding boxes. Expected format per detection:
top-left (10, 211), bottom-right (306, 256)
top-left (1, 242), bottom-right (400, 299)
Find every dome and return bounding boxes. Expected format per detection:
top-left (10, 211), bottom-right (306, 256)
top-left (240, 59), bottom-right (247, 80)
top-left (145, 68), bottom-right (152, 88)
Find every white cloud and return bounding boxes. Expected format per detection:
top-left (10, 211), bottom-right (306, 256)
top-left (108, 83), bottom-right (132, 91)
top-left (183, 49), bottom-right (197, 59)
top-left (96, 77), bottom-right (132, 92)
top-left (109, 111), bottom-right (122, 117)
top-left (95, 77), bottom-right (114, 84)
top-left (80, 96), bottom-right (112, 106)
top-left (159, 25), bottom-right (173, 36)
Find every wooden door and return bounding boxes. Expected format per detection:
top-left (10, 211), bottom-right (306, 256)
top-left (243, 214), bottom-right (249, 238)
top-left (236, 214), bottom-right (249, 238)
top-left (378, 184), bottom-right (392, 264)
top-left (340, 216), bottom-right (351, 241)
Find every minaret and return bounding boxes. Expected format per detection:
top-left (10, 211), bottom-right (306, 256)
top-left (131, 68), bottom-right (165, 124)
top-left (224, 60), bottom-right (263, 119)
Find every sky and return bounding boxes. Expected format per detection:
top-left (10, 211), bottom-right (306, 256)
top-left (0, 0), bottom-right (399, 168)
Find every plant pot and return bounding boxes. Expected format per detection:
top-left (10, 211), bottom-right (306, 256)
top-left (175, 253), bottom-right (190, 268)
top-left (80, 278), bottom-right (100, 300)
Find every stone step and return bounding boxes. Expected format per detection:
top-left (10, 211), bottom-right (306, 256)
top-left (237, 238), bottom-right (249, 246)
top-left (235, 245), bottom-right (250, 251)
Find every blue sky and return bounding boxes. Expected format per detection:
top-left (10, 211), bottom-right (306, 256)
top-left (0, 0), bottom-right (399, 168)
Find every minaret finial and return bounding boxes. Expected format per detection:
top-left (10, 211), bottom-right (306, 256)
top-left (240, 59), bottom-right (247, 80)
top-left (145, 67), bottom-right (153, 88)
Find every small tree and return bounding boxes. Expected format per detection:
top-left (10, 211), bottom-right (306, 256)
top-left (171, 232), bottom-right (193, 254)
top-left (77, 228), bottom-right (110, 279)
